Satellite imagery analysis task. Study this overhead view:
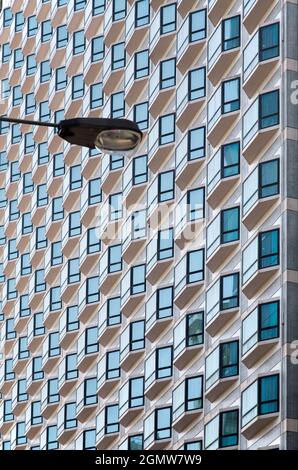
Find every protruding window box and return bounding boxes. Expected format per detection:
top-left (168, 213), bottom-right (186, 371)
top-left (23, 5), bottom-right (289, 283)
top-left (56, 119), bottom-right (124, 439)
top-left (36, 0), bottom-right (51, 21)
top-left (14, 305), bottom-right (30, 336)
top-left (31, 198), bottom-right (47, 229)
top-left (51, 0), bottom-right (67, 29)
top-left (243, 90), bottom-right (280, 164)
top-left (41, 382), bottom-right (60, 419)
top-left (206, 273), bottom-right (239, 337)
top-left (146, 287), bottom-right (174, 343)
top-left (81, 181), bottom-right (101, 228)
top-left (77, 327), bottom-right (99, 373)
top-left (84, 37), bottom-right (104, 86)
top-left (206, 207), bottom-right (240, 273)
top-left (46, 162), bottom-right (64, 198)
top-left (61, 260), bottom-right (81, 304)
top-left (45, 205), bottom-right (63, 242)
top-left (104, 1), bottom-right (125, 48)
top-left (148, 118), bottom-right (175, 173)
top-left (241, 374), bottom-right (279, 439)
top-left (149, 6), bottom-right (176, 64)
top-left (26, 371), bottom-right (43, 397)
top-left (44, 247), bottom-right (61, 286)
top-left (27, 315), bottom-right (45, 354)
top-left (174, 249), bottom-right (205, 309)
top-left (144, 407), bottom-right (172, 450)
top-left (205, 341), bottom-right (239, 402)
top-left (78, 278), bottom-right (100, 324)
top-left (145, 347), bottom-right (173, 400)
top-left (101, 154), bottom-right (124, 195)
top-left (208, 16), bottom-right (240, 86)
top-left (57, 418), bottom-right (77, 446)
top-left (28, 272), bottom-right (46, 311)
top-left (175, 189), bottom-right (205, 250)
top-left (12, 346), bottom-right (30, 376)
top-left (42, 344), bottom-right (60, 375)
top-left (178, 0), bottom-right (199, 17)
top-left (122, 211), bottom-right (146, 263)
top-left (173, 376), bottom-right (203, 432)
top-left (102, 48), bottom-right (125, 96)
top-left (126, 2), bottom-right (149, 55)
top-left (82, 147), bottom-right (101, 180)
top-left (119, 378), bottom-right (144, 427)
top-left (67, 0), bottom-right (85, 34)
top-left (16, 216), bottom-right (32, 253)
top-left (176, 127), bottom-right (206, 190)
top-left (25, 416), bottom-right (43, 441)
top-left (76, 380), bottom-right (98, 423)
top-left (99, 249), bottom-right (122, 296)
top-left (58, 372), bottom-right (78, 398)
top-left (243, 24), bottom-right (280, 98)
top-left (242, 301), bottom-right (280, 368)
top-left (125, 54), bottom-right (148, 107)
top-left (121, 266), bottom-right (146, 317)
top-left (146, 231), bottom-right (174, 286)
top-left (96, 406), bottom-right (119, 450)
top-left (176, 68), bottom-right (206, 132)
top-left (98, 304), bottom-right (121, 348)
top-left (207, 78), bottom-right (240, 148)
top-left (61, 219), bottom-right (81, 259)
top-left (243, 0), bottom-right (275, 34)
top-left (12, 387), bottom-right (27, 416)
top-left (208, 0), bottom-right (235, 26)
top-left (0, 413), bottom-right (14, 436)
top-left (43, 294), bottom-right (62, 331)
top-left (174, 312), bottom-right (204, 370)
top-left (97, 355), bottom-right (120, 399)
top-left (85, 0), bottom-right (104, 39)
top-left (1, 323), bottom-right (16, 356)
top-left (79, 230), bottom-right (101, 276)
top-left (207, 142), bottom-right (240, 209)
top-left (177, 9), bottom-right (207, 73)
top-left (120, 321), bottom-right (145, 372)
top-left (242, 229), bottom-right (280, 299)
top-left (242, 159), bottom-right (280, 231)
top-left (147, 170), bottom-right (175, 229)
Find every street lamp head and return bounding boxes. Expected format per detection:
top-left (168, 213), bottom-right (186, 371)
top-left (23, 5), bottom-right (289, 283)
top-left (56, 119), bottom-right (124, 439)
top-left (58, 117), bottom-right (143, 153)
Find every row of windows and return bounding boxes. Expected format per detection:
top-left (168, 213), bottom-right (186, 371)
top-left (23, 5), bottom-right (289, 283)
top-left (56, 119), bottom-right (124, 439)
top-left (1, 373), bottom-right (279, 450)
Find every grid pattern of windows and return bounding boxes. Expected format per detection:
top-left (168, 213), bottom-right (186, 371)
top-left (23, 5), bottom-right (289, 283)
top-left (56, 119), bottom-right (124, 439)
top-left (0, 0), bottom-right (290, 453)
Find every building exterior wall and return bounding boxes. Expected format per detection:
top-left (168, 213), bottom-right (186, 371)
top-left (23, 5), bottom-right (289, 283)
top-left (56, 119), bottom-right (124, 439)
top-left (0, 0), bottom-right (297, 451)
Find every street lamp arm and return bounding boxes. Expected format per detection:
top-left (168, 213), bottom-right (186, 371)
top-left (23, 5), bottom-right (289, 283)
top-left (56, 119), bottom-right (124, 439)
top-left (0, 115), bottom-right (58, 128)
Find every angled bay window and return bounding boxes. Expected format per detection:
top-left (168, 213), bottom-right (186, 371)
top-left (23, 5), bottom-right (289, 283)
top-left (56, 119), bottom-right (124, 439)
top-left (176, 67), bottom-right (206, 132)
top-left (149, 58), bottom-right (176, 117)
top-left (145, 346), bottom-right (173, 399)
top-left (242, 229), bottom-right (280, 298)
top-left (175, 126), bottom-right (206, 189)
top-left (208, 16), bottom-right (240, 85)
top-left (121, 264), bottom-right (146, 316)
top-left (122, 155), bottom-right (147, 207)
top-left (147, 170), bottom-right (175, 221)
top-left (206, 273), bottom-right (239, 336)
top-left (96, 404), bottom-right (119, 447)
top-left (241, 374), bottom-right (279, 439)
top-left (76, 377), bottom-right (97, 421)
top-left (242, 301), bottom-right (279, 367)
top-left (57, 402), bottom-right (77, 440)
top-left (148, 114), bottom-right (175, 171)
top-left (205, 410), bottom-right (239, 449)
top-left (147, 228), bottom-right (174, 284)
top-left (174, 249), bottom-right (204, 308)
top-left (119, 377), bottom-right (144, 426)
top-left (77, 326), bottom-right (99, 372)
top-left (244, 23), bottom-right (280, 96)
top-left (150, 3), bottom-right (176, 63)
top-left (98, 297), bottom-right (121, 345)
top-left (206, 207), bottom-right (240, 272)
top-left (207, 141), bottom-right (240, 208)
top-left (146, 286), bottom-right (173, 341)
top-left (205, 341), bottom-right (239, 401)
top-left (144, 407), bottom-right (172, 450)
top-left (243, 159), bottom-right (279, 230)
top-left (120, 320), bottom-right (145, 371)
top-left (97, 350), bottom-right (120, 397)
top-left (99, 244), bottom-right (122, 295)
top-left (125, 50), bottom-right (149, 106)
top-left (122, 210), bottom-right (147, 263)
top-left (177, 9), bottom-right (206, 72)
top-left (207, 78), bottom-right (240, 147)
top-left (175, 187), bottom-right (205, 248)
top-left (243, 90), bottom-right (280, 163)
top-left (173, 376), bottom-right (203, 431)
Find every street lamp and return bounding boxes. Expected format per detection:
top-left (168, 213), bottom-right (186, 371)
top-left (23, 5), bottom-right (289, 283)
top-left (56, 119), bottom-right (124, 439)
top-left (0, 116), bottom-right (143, 153)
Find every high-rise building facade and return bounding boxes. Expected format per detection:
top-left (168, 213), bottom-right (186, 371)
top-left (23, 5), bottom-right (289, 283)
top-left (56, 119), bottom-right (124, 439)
top-left (0, 0), bottom-right (297, 451)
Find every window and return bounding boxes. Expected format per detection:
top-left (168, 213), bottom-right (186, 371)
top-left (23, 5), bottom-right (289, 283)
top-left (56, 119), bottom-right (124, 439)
top-left (33, 313), bottom-right (45, 337)
top-left (57, 25), bottom-right (68, 48)
top-left (160, 58), bottom-right (176, 89)
top-left (12, 86), bottom-right (22, 107)
top-left (242, 301), bottom-right (280, 355)
top-left (48, 332), bottom-right (60, 357)
top-left (242, 229), bottom-right (279, 285)
top-left (109, 193), bottom-right (122, 221)
top-left (24, 133), bottom-right (35, 154)
top-left (208, 78), bottom-right (240, 130)
top-left (51, 241), bottom-right (63, 266)
top-left (69, 212), bottom-right (81, 237)
top-left (82, 429), bottom-right (96, 450)
top-left (39, 101), bottom-right (50, 122)
top-left (112, 42), bottom-right (125, 70)
top-left (66, 306), bottom-right (79, 332)
top-left (73, 30), bottom-right (85, 55)
top-left (260, 23), bottom-right (279, 61)
top-left (260, 90), bottom-right (279, 129)
top-left (184, 441), bottom-right (202, 451)
top-left (84, 378), bottom-right (97, 405)
top-left (85, 327), bottom-right (98, 355)
top-left (223, 16), bottom-right (240, 51)
top-left (1, 79), bottom-right (10, 100)
top-left (40, 60), bottom-right (51, 83)
top-left (3, 400), bottom-right (13, 422)
top-left (21, 254), bottom-right (31, 276)
top-left (207, 207), bottom-right (240, 258)
top-left (74, 0), bottom-right (86, 11)
top-left (206, 341), bottom-right (239, 390)
top-left (128, 434), bottom-right (143, 450)
top-left (2, 43), bottom-right (11, 64)
top-left (93, 0), bottom-right (105, 16)
top-left (3, 8), bottom-right (13, 28)
top-left (68, 258), bottom-right (80, 284)
top-left (90, 82), bottom-right (103, 109)
top-left (26, 54), bottom-right (36, 75)
top-left (161, 4), bottom-right (176, 34)
top-left (15, 11), bottom-right (24, 32)
top-left (134, 102), bottom-right (149, 131)
top-left (16, 422), bottom-right (27, 446)
top-left (25, 93), bottom-right (35, 115)
top-left (111, 91), bottom-right (125, 118)
top-left (49, 286), bottom-right (62, 312)
top-left (37, 184), bottom-right (48, 207)
top-left (46, 425), bottom-right (58, 450)
top-left (146, 286), bottom-right (173, 328)
top-left (174, 249), bottom-right (204, 295)
top-left (159, 114), bottom-right (175, 145)
top-left (173, 376), bottom-right (203, 421)
top-left (243, 159), bottom-right (279, 215)
top-left (206, 273), bottom-right (239, 324)
top-left (156, 407), bottom-right (172, 440)
top-left (107, 297), bottom-right (121, 326)
top-left (23, 172), bottom-right (34, 194)
top-left (205, 410), bottom-right (239, 449)
top-left (32, 357), bottom-right (44, 381)
top-left (113, 0), bottom-right (126, 21)
top-left (186, 312), bottom-right (204, 347)
top-left (91, 36), bottom-right (104, 61)
top-left (6, 318), bottom-right (16, 340)
top-left (109, 244), bottom-right (122, 273)
top-left (14, 48), bottom-right (24, 68)
top-left (135, 50), bottom-right (149, 79)
top-left (27, 15), bottom-right (37, 37)
top-left (41, 20), bottom-right (52, 42)
top-left (242, 375), bottom-right (279, 427)
top-left (56, 67), bottom-right (67, 90)
top-left (87, 228), bottom-right (101, 254)
top-left (135, 0), bottom-right (149, 27)
top-left (70, 165), bottom-right (82, 190)
top-left (106, 350), bottom-right (120, 379)
top-left (72, 75), bottom-right (84, 99)
top-left (53, 153), bottom-right (65, 177)
top-left (189, 9), bottom-right (206, 42)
